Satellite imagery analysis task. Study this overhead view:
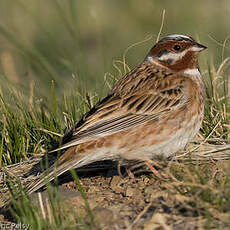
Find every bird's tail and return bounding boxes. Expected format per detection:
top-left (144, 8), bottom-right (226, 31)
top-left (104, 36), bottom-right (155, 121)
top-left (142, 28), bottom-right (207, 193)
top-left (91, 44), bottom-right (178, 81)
top-left (25, 147), bottom-right (86, 195)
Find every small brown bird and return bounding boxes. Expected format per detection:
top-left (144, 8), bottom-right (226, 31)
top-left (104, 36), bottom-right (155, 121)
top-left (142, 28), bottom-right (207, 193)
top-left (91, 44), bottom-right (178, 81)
top-left (27, 34), bottom-right (206, 194)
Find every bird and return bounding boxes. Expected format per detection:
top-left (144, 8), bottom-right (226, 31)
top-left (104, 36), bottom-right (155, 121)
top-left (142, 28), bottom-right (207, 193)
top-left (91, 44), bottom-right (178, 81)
top-left (26, 34), bottom-right (207, 194)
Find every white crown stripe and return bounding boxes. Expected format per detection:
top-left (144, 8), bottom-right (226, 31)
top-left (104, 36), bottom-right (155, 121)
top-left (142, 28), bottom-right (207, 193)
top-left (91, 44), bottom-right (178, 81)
top-left (165, 34), bottom-right (191, 40)
top-left (159, 34), bottom-right (194, 43)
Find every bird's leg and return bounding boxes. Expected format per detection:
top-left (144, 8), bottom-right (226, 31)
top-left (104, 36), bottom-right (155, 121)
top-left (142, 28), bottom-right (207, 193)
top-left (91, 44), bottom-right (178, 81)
top-left (117, 162), bottom-right (135, 179)
top-left (144, 161), bottom-right (163, 179)
top-left (124, 166), bottom-right (135, 179)
top-left (117, 161), bottom-right (124, 178)
top-left (118, 160), bottom-right (165, 179)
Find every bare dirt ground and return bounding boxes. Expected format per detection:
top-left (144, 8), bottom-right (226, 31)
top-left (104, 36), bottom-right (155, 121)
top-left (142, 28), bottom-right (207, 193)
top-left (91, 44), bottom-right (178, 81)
top-left (54, 161), bottom-right (229, 229)
top-left (1, 140), bottom-right (230, 229)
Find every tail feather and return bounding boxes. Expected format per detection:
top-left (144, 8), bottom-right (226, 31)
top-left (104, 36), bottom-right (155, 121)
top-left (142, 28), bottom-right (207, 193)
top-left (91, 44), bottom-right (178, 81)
top-left (26, 161), bottom-right (75, 195)
top-left (26, 147), bottom-right (86, 195)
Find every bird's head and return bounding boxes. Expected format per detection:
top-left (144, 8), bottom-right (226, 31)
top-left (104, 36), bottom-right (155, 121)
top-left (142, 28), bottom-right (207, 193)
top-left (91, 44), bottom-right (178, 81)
top-left (145, 34), bottom-right (207, 74)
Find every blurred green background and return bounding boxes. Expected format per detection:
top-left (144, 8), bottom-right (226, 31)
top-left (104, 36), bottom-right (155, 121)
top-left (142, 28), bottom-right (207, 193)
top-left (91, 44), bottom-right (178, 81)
top-left (0, 0), bottom-right (229, 100)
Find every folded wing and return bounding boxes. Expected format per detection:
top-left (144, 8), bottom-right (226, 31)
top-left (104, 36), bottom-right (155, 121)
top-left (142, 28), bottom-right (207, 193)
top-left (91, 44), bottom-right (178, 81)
top-left (51, 64), bottom-right (188, 153)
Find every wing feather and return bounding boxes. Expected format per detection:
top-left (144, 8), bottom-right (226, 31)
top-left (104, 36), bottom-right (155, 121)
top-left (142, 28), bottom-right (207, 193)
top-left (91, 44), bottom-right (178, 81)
top-left (50, 63), bottom-right (189, 153)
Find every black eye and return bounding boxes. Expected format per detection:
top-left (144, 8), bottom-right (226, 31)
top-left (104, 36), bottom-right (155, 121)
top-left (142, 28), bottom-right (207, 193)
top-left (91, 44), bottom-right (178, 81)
top-left (173, 45), bottom-right (181, 51)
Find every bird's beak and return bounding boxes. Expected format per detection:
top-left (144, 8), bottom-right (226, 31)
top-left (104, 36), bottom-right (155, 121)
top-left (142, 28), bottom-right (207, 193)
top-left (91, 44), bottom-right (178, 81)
top-left (193, 42), bottom-right (207, 52)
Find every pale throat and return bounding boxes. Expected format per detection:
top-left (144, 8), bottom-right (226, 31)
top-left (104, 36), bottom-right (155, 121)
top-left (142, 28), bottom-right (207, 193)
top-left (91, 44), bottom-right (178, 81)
top-left (183, 68), bottom-right (200, 76)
